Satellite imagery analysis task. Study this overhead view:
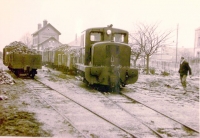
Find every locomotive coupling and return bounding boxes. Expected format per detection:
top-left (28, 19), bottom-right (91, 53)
top-left (110, 74), bottom-right (119, 88)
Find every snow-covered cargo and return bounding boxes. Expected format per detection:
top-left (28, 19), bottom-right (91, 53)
top-left (3, 41), bottom-right (40, 65)
top-left (3, 41), bottom-right (42, 78)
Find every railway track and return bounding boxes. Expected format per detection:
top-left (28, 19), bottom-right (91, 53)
top-left (19, 68), bottom-right (199, 137)
top-left (20, 78), bottom-right (87, 138)
top-left (125, 84), bottom-right (199, 131)
top-left (122, 93), bottom-right (199, 134)
top-left (21, 78), bottom-right (157, 138)
top-left (103, 92), bottom-right (199, 137)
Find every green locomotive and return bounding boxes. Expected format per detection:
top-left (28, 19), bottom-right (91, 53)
top-left (73, 25), bottom-right (138, 92)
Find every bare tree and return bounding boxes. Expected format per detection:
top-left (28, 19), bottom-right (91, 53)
top-left (129, 38), bottom-right (143, 68)
top-left (20, 33), bottom-right (32, 48)
top-left (130, 23), bottom-right (173, 74)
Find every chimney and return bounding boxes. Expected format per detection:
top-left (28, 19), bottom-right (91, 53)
top-left (38, 23), bottom-right (42, 30)
top-left (43, 20), bottom-right (47, 27)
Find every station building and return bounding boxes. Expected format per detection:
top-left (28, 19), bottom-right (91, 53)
top-left (32, 20), bottom-right (62, 51)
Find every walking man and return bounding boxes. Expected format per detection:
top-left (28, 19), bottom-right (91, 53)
top-left (178, 57), bottom-right (192, 92)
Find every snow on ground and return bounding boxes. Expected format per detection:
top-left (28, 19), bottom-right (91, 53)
top-left (40, 65), bottom-right (199, 132)
top-left (126, 72), bottom-right (199, 131)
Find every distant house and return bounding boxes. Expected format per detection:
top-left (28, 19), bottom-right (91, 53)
top-left (68, 34), bottom-right (81, 46)
top-left (194, 27), bottom-right (200, 58)
top-left (150, 46), bottom-right (174, 61)
top-left (150, 46), bottom-right (193, 62)
top-left (32, 20), bottom-right (62, 51)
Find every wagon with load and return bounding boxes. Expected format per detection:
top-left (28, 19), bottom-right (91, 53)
top-left (3, 41), bottom-right (42, 78)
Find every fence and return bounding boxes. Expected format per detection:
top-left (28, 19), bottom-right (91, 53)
top-left (150, 58), bottom-right (200, 75)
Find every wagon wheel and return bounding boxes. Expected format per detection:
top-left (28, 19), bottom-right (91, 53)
top-left (29, 70), bottom-right (36, 79)
top-left (15, 69), bottom-right (20, 77)
top-left (31, 72), bottom-right (35, 79)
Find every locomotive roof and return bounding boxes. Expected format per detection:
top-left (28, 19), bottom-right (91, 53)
top-left (93, 41), bottom-right (131, 47)
top-left (82, 27), bottom-right (128, 34)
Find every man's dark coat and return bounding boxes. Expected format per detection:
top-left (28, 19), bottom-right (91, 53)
top-left (178, 61), bottom-right (192, 76)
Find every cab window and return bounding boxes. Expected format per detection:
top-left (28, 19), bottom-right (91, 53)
top-left (90, 32), bottom-right (102, 41)
top-left (114, 34), bottom-right (125, 42)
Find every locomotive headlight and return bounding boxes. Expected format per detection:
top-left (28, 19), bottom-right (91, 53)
top-left (107, 29), bottom-right (112, 35)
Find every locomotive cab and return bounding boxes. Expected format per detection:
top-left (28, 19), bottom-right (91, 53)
top-left (80, 25), bottom-right (129, 65)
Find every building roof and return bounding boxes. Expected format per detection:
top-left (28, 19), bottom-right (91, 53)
top-left (38, 37), bottom-right (62, 45)
top-left (32, 23), bottom-right (61, 35)
top-left (68, 35), bottom-right (82, 46)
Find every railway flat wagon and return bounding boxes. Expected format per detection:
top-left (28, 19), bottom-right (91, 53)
top-left (42, 44), bottom-right (80, 73)
top-left (42, 49), bottom-right (50, 65)
top-left (44, 44), bottom-right (69, 70)
top-left (8, 52), bottom-right (42, 77)
top-left (3, 41), bottom-right (42, 78)
top-left (52, 47), bottom-right (65, 69)
top-left (65, 47), bottom-right (80, 72)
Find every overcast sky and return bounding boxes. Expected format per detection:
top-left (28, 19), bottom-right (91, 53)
top-left (0, 0), bottom-right (200, 52)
